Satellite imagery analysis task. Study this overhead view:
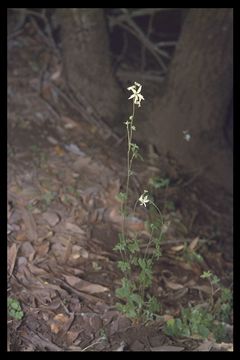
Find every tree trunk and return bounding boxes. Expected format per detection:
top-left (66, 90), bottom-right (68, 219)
top-left (143, 8), bottom-right (233, 193)
top-left (56, 8), bottom-right (123, 123)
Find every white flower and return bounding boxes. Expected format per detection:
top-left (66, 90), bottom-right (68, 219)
top-left (139, 190), bottom-right (149, 207)
top-left (127, 82), bottom-right (145, 107)
top-left (183, 130), bottom-right (191, 142)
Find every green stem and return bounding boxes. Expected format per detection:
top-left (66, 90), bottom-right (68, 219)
top-left (149, 201), bottom-right (164, 225)
top-left (123, 102), bottom-right (136, 243)
top-left (126, 102), bottom-right (135, 200)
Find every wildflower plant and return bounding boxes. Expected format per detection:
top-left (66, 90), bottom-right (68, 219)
top-left (165, 271), bottom-right (233, 342)
top-left (113, 82), bottom-right (164, 321)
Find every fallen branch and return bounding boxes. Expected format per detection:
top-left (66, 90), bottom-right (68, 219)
top-left (108, 8), bottom-right (175, 26)
top-left (114, 20), bottom-right (168, 72)
top-left (109, 8), bottom-right (170, 72)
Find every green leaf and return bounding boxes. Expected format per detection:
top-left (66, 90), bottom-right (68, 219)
top-left (117, 261), bottom-right (131, 273)
top-left (113, 243), bottom-right (126, 252)
top-left (113, 233), bottom-right (127, 252)
top-left (130, 143), bottom-right (139, 152)
top-left (115, 278), bottom-right (135, 299)
top-left (138, 258), bottom-right (152, 270)
top-left (211, 275), bottom-right (220, 285)
top-left (165, 201), bottom-right (175, 211)
top-left (200, 270), bottom-right (212, 279)
top-left (198, 324), bottom-right (210, 338)
top-left (115, 192), bottom-right (128, 202)
top-left (154, 247), bottom-right (162, 259)
top-left (10, 301), bottom-right (20, 310)
top-left (130, 255), bottom-right (138, 265)
top-left (149, 177), bottom-right (170, 189)
top-left (139, 270), bottom-right (152, 288)
top-left (129, 293), bottom-right (143, 307)
top-left (147, 296), bottom-right (161, 313)
top-left (127, 239), bottom-right (140, 254)
top-left (8, 297), bottom-right (24, 320)
top-left (221, 288), bottom-right (232, 302)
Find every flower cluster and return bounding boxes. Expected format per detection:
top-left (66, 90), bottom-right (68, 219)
top-left (138, 190), bottom-right (149, 207)
top-left (127, 82), bottom-right (145, 107)
top-left (183, 130), bottom-right (191, 142)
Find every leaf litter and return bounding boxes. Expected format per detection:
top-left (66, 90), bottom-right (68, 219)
top-left (7, 22), bottom-right (233, 352)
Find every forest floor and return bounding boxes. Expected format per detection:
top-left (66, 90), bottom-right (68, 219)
top-left (7, 22), bottom-right (233, 352)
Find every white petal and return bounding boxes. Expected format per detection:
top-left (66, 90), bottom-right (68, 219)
top-left (128, 94), bottom-right (135, 100)
top-left (136, 85), bottom-right (142, 94)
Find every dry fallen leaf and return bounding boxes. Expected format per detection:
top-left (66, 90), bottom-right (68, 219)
top-left (20, 206), bottom-right (38, 242)
top-left (8, 201), bottom-right (14, 220)
top-left (42, 212), bottom-right (60, 227)
top-left (162, 314), bottom-right (174, 322)
top-left (54, 145), bottom-right (65, 157)
top-left (50, 313), bottom-right (70, 334)
top-left (7, 243), bottom-right (18, 276)
top-left (36, 241), bottom-right (50, 257)
top-left (65, 222), bottom-right (85, 235)
top-left (211, 342), bottom-right (233, 352)
top-left (66, 330), bottom-right (79, 344)
top-left (163, 277), bottom-right (184, 290)
top-left (189, 237), bottom-right (199, 251)
top-left (50, 65), bottom-right (62, 82)
top-left (115, 341), bottom-right (126, 351)
top-left (16, 231), bottom-right (27, 242)
top-left (71, 245), bottom-right (89, 260)
top-left (171, 244), bottom-right (185, 252)
top-left (189, 284), bottom-right (212, 295)
top-left (194, 340), bottom-right (213, 351)
top-left (61, 115), bottom-right (79, 129)
top-left (63, 275), bottom-right (108, 294)
top-left (20, 241), bottom-right (35, 261)
top-left (151, 345), bottom-right (185, 352)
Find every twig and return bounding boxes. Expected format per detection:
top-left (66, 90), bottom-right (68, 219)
top-left (30, 14), bottom-right (60, 59)
top-left (114, 20), bottom-right (168, 72)
top-left (179, 167), bottom-right (204, 188)
top-left (24, 332), bottom-right (63, 351)
top-left (114, 28), bottom-right (129, 70)
top-left (57, 279), bottom-right (104, 304)
top-left (141, 12), bottom-right (154, 71)
top-left (38, 95), bottom-right (61, 120)
top-left (156, 40), bottom-right (177, 47)
top-left (38, 64), bottom-right (61, 120)
top-left (116, 69), bottom-right (164, 83)
top-left (199, 199), bottom-right (231, 219)
top-left (64, 82), bottom-right (121, 141)
top-left (109, 8), bottom-right (175, 26)
top-left (10, 8), bottom-right (45, 20)
top-left (81, 336), bottom-right (106, 352)
top-left (141, 238), bottom-right (209, 246)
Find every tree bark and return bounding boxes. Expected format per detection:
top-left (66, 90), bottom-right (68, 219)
top-left (143, 8), bottom-right (233, 193)
top-left (56, 8), bottom-right (124, 124)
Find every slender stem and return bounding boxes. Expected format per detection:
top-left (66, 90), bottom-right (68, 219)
top-left (143, 228), bottom-right (154, 259)
top-left (209, 280), bottom-right (214, 309)
top-left (149, 201), bottom-right (164, 225)
top-left (123, 102), bottom-right (136, 243)
top-left (132, 199), bottom-right (138, 216)
top-left (126, 102), bottom-right (135, 199)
